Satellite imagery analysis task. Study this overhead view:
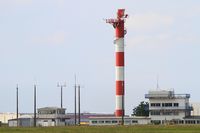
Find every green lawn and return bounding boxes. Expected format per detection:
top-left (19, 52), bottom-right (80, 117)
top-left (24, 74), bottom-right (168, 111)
top-left (1, 125), bottom-right (200, 133)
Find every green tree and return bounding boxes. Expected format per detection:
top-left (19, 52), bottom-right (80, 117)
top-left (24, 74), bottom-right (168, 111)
top-left (132, 101), bottom-right (149, 116)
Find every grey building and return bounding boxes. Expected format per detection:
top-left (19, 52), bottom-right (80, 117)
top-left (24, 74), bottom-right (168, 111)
top-left (8, 115), bottom-right (33, 127)
top-left (37, 107), bottom-right (68, 126)
top-left (9, 107), bottom-right (69, 127)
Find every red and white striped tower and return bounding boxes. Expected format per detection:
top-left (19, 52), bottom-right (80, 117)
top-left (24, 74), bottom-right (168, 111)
top-left (106, 9), bottom-right (128, 117)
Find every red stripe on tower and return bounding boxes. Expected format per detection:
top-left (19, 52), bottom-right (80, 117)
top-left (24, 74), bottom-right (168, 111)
top-left (116, 52), bottom-right (124, 66)
top-left (116, 81), bottom-right (124, 95)
top-left (105, 9), bottom-right (128, 117)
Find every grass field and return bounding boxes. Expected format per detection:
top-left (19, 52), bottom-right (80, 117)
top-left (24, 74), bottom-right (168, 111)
top-left (1, 125), bottom-right (200, 133)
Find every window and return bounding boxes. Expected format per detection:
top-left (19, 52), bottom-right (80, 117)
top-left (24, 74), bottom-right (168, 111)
top-left (92, 121), bottom-right (97, 124)
top-left (179, 120), bottom-right (184, 124)
top-left (174, 103), bottom-right (179, 107)
top-left (163, 111), bottom-right (172, 115)
top-left (112, 120), bottom-right (118, 123)
top-left (151, 103), bottom-right (160, 107)
top-left (99, 121), bottom-right (104, 124)
top-left (132, 120), bottom-right (138, 123)
top-left (151, 120), bottom-right (161, 125)
top-left (162, 103), bottom-right (172, 107)
top-left (105, 121), bottom-right (111, 123)
top-left (125, 120), bottom-right (131, 123)
top-left (185, 120), bottom-right (195, 124)
top-left (151, 111), bottom-right (160, 115)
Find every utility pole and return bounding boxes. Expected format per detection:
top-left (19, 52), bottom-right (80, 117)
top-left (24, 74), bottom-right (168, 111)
top-left (57, 83), bottom-right (66, 108)
top-left (16, 85), bottom-right (19, 127)
top-left (74, 75), bottom-right (77, 125)
top-left (33, 84), bottom-right (36, 127)
top-left (78, 85), bottom-right (81, 125)
top-left (121, 82), bottom-right (124, 125)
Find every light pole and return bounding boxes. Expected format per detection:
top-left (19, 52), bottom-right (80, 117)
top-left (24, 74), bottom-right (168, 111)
top-left (33, 84), bottom-right (37, 127)
top-left (78, 85), bottom-right (81, 125)
top-left (121, 82), bottom-right (124, 125)
top-left (57, 83), bottom-right (66, 108)
top-left (16, 85), bottom-right (19, 127)
top-left (74, 76), bottom-right (77, 125)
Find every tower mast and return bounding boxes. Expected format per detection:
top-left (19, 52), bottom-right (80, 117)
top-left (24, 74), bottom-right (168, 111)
top-left (105, 9), bottom-right (128, 118)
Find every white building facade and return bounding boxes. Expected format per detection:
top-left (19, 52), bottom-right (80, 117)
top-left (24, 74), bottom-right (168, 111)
top-left (145, 90), bottom-right (193, 124)
top-left (89, 116), bottom-right (151, 126)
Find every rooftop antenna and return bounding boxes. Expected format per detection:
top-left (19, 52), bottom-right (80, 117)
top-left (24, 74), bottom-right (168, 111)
top-left (156, 75), bottom-right (159, 90)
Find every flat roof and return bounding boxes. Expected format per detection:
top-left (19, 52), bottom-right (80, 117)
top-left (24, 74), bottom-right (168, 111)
top-left (38, 107), bottom-right (66, 110)
top-left (89, 116), bottom-right (151, 119)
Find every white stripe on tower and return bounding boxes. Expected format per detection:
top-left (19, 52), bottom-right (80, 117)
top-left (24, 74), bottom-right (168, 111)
top-left (115, 38), bottom-right (124, 117)
top-left (115, 9), bottom-right (126, 117)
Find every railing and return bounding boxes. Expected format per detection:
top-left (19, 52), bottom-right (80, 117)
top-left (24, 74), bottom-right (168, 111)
top-left (149, 106), bottom-right (193, 111)
top-left (38, 114), bottom-right (67, 118)
top-left (145, 94), bottom-right (190, 99)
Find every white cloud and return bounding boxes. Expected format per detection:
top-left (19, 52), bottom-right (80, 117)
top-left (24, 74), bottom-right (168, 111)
top-left (126, 13), bottom-right (173, 32)
top-left (32, 31), bottom-right (66, 45)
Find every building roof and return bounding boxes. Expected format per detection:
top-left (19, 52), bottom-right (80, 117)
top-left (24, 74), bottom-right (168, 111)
top-left (38, 107), bottom-right (66, 110)
top-left (145, 89), bottom-right (190, 99)
top-left (89, 116), bottom-right (151, 119)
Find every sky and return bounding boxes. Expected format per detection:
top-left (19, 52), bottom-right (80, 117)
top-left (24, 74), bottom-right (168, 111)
top-left (0, 0), bottom-right (200, 115)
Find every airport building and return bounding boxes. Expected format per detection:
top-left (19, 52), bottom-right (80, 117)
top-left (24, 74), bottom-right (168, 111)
top-left (145, 90), bottom-right (193, 124)
top-left (7, 90), bottom-right (200, 126)
top-left (8, 107), bottom-right (68, 127)
top-left (89, 89), bottom-right (200, 125)
top-left (89, 116), bottom-right (150, 125)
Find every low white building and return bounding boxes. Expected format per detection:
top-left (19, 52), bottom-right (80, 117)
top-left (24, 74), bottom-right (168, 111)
top-left (89, 116), bottom-right (151, 125)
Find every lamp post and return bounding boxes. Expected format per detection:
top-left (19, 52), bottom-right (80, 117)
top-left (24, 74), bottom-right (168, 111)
top-left (16, 85), bottom-right (19, 127)
top-left (78, 85), bottom-right (81, 125)
top-left (57, 83), bottom-right (66, 108)
top-left (33, 84), bottom-right (37, 127)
